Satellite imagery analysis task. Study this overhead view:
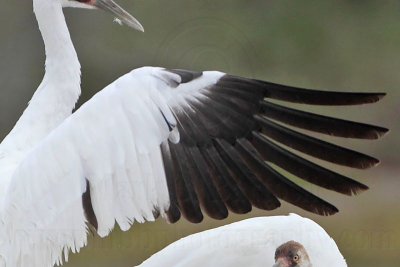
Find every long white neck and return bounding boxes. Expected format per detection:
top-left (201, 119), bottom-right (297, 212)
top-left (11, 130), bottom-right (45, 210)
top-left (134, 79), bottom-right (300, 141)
top-left (1, 0), bottom-right (81, 152)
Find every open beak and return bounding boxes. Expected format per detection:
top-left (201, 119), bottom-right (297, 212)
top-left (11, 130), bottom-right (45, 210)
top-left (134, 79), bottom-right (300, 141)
top-left (94, 0), bottom-right (144, 32)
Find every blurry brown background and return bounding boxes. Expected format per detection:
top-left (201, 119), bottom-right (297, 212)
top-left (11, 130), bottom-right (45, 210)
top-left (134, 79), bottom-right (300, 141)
top-left (0, 1), bottom-right (398, 266)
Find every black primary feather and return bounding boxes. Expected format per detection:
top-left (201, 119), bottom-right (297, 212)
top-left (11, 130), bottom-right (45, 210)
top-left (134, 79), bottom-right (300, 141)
top-left (157, 69), bottom-right (387, 223)
top-left (255, 115), bottom-right (380, 169)
top-left (260, 101), bottom-right (388, 139)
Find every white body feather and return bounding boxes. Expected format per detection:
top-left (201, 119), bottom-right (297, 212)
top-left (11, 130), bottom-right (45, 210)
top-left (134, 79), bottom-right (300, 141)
top-left (138, 214), bottom-right (347, 267)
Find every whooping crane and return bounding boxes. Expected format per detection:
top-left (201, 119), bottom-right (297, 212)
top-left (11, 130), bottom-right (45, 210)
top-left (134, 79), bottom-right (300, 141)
top-left (0, 0), bottom-right (387, 266)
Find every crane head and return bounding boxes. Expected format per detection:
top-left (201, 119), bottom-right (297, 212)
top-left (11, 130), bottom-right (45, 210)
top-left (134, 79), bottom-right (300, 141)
top-left (274, 241), bottom-right (312, 267)
top-left (62, 0), bottom-right (144, 32)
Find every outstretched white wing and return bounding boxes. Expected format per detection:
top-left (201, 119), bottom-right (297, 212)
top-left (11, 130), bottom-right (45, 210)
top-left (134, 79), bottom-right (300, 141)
top-left (2, 67), bottom-right (175, 266)
top-left (1, 67), bottom-right (386, 266)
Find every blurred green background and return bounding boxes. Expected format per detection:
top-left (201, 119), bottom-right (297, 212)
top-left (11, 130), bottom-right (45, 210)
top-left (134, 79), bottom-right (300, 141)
top-left (0, 0), bottom-right (399, 266)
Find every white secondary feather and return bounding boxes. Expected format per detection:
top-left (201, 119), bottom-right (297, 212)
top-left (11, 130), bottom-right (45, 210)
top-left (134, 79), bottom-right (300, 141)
top-left (0, 67), bottom-right (224, 267)
top-left (137, 214), bottom-right (347, 267)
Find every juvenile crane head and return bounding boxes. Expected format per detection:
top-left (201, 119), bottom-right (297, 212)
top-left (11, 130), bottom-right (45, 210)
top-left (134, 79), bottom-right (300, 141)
top-left (62, 0), bottom-right (144, 31)
top-left (274, 241), bottom-right (312, 267)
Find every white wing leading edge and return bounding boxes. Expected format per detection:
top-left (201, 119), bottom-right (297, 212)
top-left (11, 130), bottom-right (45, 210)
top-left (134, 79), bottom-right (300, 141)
top-left (1, 67), bottom-right (386, 266)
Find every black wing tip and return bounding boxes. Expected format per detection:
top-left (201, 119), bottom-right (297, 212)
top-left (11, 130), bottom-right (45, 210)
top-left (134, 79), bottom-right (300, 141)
top-left (256, 199), bottom-right (282, 211)
top-left (321, 206), bottom-right (339, 216)
top-left (256, 116), bottom-right (382, 169)
top-left (350, 183), bottom-right (369, 196)
top-left (184, 212), bottom-right (204, 224)
top-left (332, 155), bottom-right (380, 170)
top-left (311, 202), bottom-right (339, 216)
top-left (355, 92), bottom-right (386, 104)
top-left (338, 182), bottom-right (369, 196)
top-left (299, 202), bottom-right (339, 216)
top-left (261, 81), bottom-right (388, 106)
top-left (360, 127), bottom-right (389, 140)
top-left (374, 127), bottom-right (390, 139)
top-left (260, 100), bottom-right (389, 140)
top-left (166, 205), bottom-right (181, 224)
top-left (355, 157), bottom-right (381, 169)
top-left (218, 75), bottom-right (387, 106)
top-left (210, 210), bottom-right (230, 220)
top-left (373, 92), bottom-right (386, 102)
top-left (228, 202), bottom-right (253, 215)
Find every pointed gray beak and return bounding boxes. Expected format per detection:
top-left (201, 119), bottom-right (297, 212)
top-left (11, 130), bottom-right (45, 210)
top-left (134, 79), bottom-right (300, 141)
top-left (94, 0), bottom-right (144, 32)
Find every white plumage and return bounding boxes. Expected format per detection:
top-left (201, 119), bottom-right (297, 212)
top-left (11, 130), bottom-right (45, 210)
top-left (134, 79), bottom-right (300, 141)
top-left (1, 67), bottom-right (175, 266)
top-left (0, 63), bottom-right (221, 265)
top-left (137, 214), bottom-right (347, 267)
top-left (0, 0), bottom-right (387, 266)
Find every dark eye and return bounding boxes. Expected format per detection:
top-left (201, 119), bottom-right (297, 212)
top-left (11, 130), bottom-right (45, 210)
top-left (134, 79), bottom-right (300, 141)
top-left (293, 255), bottom-right (299, 261)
